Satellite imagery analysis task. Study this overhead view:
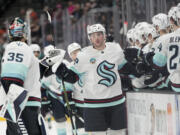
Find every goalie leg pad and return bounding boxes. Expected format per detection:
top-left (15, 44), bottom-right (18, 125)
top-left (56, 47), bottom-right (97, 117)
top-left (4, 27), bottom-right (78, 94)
top-left (0, 84), bottom-right (28, 123)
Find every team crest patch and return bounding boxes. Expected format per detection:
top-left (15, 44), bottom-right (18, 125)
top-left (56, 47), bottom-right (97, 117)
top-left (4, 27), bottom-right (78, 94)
top-left (90, 58), bottom-right (96, 64)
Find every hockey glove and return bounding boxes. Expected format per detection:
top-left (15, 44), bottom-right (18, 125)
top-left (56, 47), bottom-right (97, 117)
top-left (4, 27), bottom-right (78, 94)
top-left (55, 63), bottom-right (78, 83)
top-left (136, 62), bottom-right (152, 74)
top-left (144, 70), bottom-right (162, 85)
top-left (143, 52), bottom-right (155, 66)
top-left (124, 48), bottom-right (143, 64)
top-left (144, 66), bottom-right (169, 85)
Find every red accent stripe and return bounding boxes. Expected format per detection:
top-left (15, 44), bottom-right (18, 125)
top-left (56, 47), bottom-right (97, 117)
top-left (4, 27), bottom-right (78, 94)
top-left (0, 105), bottom-right (2, 110)
top-left (41, 87), bottom-right (46, 91)
top-left (73, 99), bottom-right (84, 104)
top-left (84, 95), bottom-right (124, 103)
top-left (61, 91), bottom-right (72, 94)
top-left (156, 80), bottom-right (163, 86)
top-left (2, 77), bottom-right (24, 85)
top-left (28, 97), bottom-right (41, 102)
top-left (152, 64), bottom-right (163, 70)
top-left (75, 75), bottom-right (79, 81)
top-left (171, 83), bottom-right (180, 88)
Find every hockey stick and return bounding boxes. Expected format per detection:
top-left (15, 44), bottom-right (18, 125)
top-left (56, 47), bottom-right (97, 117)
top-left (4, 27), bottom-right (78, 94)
top-left (61, 78), bottom-right (78, 135)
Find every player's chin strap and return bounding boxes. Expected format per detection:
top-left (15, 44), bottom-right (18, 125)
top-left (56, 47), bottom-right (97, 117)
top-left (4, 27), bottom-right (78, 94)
top-left (38, 114), bottom-right (49, 135)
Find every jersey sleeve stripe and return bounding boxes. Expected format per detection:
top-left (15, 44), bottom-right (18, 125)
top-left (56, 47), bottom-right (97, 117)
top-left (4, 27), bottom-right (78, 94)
top-left (118, 59), bottom-right (127, 70)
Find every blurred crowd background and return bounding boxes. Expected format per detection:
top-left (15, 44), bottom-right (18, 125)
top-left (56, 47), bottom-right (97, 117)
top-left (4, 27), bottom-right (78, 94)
top-left (0, 0), bottom-right (179, 60)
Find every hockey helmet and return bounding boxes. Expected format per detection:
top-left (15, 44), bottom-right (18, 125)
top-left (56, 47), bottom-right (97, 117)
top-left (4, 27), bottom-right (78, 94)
top-left (30, 44), bottom-right (40, 52)
top-left (152, 13), bottom-right (169, 31)
top-left (67, 42), bottom-right (81, 56)
top-left (87, 24), bottom-right (106, 40)
top-left (126, 28), bottom-right (135, 45)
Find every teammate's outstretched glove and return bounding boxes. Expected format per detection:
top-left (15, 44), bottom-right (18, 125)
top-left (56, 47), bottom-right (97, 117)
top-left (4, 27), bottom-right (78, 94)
top-left (55, 63), bottom-right (78, 83)
top-left (136, 62), bottom-right (152, 74)
top-left (124, 48), bottom-right (143, 64)
top-left (55, 63), bottom-right (69, 79)
top-left (144, 70), bottom-right (162, 85)
top-left (143, 52), bottom-right (155, 66)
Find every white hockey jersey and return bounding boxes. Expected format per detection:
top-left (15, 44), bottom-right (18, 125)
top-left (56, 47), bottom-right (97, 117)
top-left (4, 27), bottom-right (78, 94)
top-left (69, 62), bottom-right (84, 107)
top-left (1, 41), bottom-right (41, 107)
top-left (71, 42), bottom-right (126, 108)
top-left (41, 74), bottom-right (62, 100)
top-left (153, 28), bottom-right (180, 91)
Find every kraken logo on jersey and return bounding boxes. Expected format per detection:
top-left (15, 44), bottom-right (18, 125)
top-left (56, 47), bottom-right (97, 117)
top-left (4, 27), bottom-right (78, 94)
top-left (97, 60), bottom-right (117, 87)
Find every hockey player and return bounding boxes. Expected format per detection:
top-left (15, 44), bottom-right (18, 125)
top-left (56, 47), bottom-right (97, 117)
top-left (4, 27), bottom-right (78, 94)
top-left (67, 42), bottom-right (88, 135)
top-left (54, 24), bottom-right (141, 135)
top-left (141, 13), bottom-right (170, 89)
top-left (30, 43), bottom-right (41, 58)
top-left (1, 17), bottom-right (42, 134)
top-left (146, 5), bottom-right (180, 92)
top-left (41, 45), bottom-right (68, 135)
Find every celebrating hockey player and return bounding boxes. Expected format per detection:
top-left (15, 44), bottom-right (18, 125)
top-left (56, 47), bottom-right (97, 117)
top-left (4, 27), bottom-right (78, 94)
top-left (67, 42), bottom-right (88, 135)
top-left (54, 23), bottom-right (141, 135)
top-left (146, 5), bottom-right (180, 92)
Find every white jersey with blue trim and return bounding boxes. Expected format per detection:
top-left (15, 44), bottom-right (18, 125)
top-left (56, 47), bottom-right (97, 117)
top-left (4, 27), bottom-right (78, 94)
top-left (69, 62), bottom-right (84, 107)
top-left (153, 28), bottom-right (180, 90)
top-left (41, 74), bottom-right (61, 99)
top-left (153, 28), bottom-right (180, 73)
top-left (151, 35), bottom-right (168, 54)
top-left (71, 42), bottom-right (126, 108)
top-left (1, 41), bottom-right (41, 102)
top-left (142, 43), bottom-right (152, 54)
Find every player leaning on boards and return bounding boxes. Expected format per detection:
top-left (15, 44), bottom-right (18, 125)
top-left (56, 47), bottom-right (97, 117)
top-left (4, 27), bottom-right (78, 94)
top-left (144, 5), bottom-right (180, 92)
top-left (0, 17), bottom-right (42, 134)
top-left (54, 24), bottom-right (141, 135)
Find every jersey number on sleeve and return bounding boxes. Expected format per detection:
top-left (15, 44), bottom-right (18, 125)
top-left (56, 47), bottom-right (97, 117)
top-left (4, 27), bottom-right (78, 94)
top-left (169, 45), bottom-right (178, 70)
top-left (7, 52), bottom-right (24, 62)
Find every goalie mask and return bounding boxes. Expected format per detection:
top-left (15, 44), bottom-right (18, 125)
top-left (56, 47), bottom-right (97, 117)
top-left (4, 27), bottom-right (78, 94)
top-left (8, 17), bottom-right (27, 39)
